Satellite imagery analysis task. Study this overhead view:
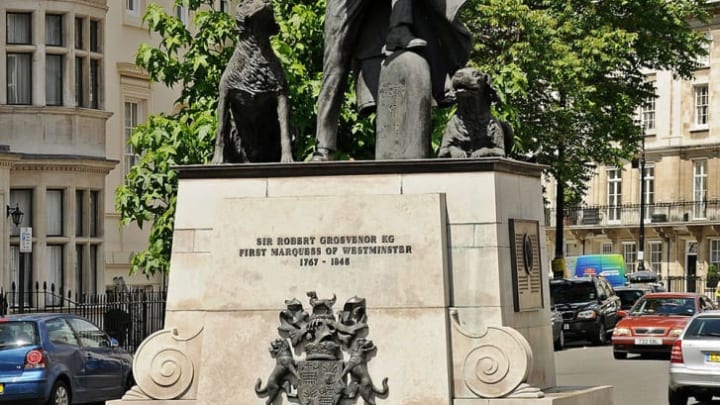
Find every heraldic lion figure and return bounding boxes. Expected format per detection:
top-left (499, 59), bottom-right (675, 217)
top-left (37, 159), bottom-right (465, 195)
top-left (211, 0), bottom-right (293, 164)
top-left (341, 338), bottom-right (389, 405)
top-left (255, 339), bottom-right (299, 405)
top-left (438, 67), bottom-right (513, 159)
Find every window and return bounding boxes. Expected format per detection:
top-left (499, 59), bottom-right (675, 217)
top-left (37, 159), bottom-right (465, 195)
top-left (7, 53), bottom-right (32, 105)
top-left (89, 60), bottom-right (99, 109)
top-left (623, 242), bottom-right (637, 273)
top-left (46, 190), bottom-right (63, 236)
top-left (9, 189), bottom-right (32, 236)
top-left (124, 102), bottom-right (141, 177)
top-left (46, 318), bottom-right (78, 346)
top-left (175, 6), bottom-right (188, 25)
top-left (695, 85), bottom-right (709, 127)
top-left (10, 246), bottom-right (33, 308)
top-left (45, 14), bottom-right (63, 46)
top-left (89, 245), bottom-right (98, 294)
top-left (75, 17), bottom-right (83, 49)
top-left (75, 245), bottom-right (84, 294)
top-left (694, 160), bottom-right (707, 219)
top-left (698, 32), bottom-right (712, 67)
top-left (75, 57), bottom-right (85, 106)
top-left (90, 20), bottom-right (100, 52)
top-left (649, 241), bottom-right (662, 273)
top-left (47, 245), bottom-right (64, 305)
top-left (76, 191), bottom-right (84, 237)
top-left (602, 243), bottom-right (613, 254)
top-left (711, 240), bottom-right (720, 269)
top-left (90, 191), bottom-right (99, 237)
top-left (607, 168), bottom-right (622, 223)
top-left (126, 0), bottom-right (140, 15)
top-left (642, 96), bottom-right (655, 132)
top-left (7, 13), bottom-right (31, 44)
top-left (66, 317), bottom-right (108, 348)
top-left (642, 166), bottom-right (654, 221)
top-left (46, 55), bottom-right (64, 106)
top-left (220, 0), bottom-right (229, 12)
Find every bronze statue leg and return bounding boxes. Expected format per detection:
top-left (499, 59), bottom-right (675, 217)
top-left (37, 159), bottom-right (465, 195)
top-left (315, 0), bottom-right (371, 159)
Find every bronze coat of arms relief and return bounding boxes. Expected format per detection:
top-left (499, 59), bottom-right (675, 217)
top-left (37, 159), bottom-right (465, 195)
top-left (256, 292), bottom-right (389, 404)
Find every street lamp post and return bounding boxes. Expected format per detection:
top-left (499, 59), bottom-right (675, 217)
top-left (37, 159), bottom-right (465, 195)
top-left (637, 125), bottom-right (646, 272)
top-left (6, 203), bottom-right (25, 313)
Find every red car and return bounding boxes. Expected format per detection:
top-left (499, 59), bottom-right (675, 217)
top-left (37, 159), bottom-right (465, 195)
top-left (611, 292), bottom-right (716, 359)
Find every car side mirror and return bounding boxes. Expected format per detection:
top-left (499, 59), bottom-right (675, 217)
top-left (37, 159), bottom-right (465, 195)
top-left (618, 310), bottom-right (627, 318)
top-left (109, 337), bottom-right (119, 349)
top-left (599, 294), bottom-right (607, 301)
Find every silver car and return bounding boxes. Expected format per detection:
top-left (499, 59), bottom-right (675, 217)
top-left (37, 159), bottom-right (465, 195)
top-left (669, 311), bottom-right (720, 405)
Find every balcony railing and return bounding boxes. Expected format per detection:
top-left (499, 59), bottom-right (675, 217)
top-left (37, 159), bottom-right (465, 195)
top-left (545, 200), bottom-right (720, 228)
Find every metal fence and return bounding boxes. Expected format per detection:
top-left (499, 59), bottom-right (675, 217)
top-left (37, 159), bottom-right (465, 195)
top-left (1, 282), bottom-right (166, 354)
top-left (661, 275), bottom-right (718, 297)
top-left (545, 200), bottom-right (720, 228)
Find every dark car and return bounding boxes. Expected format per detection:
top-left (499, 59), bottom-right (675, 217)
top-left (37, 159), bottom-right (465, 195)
top-left (0, 313), bottom-right (133, 404)
top-left (551, 309), bottom-right (565, 350)
top-left (614, 285), bottom-right (654, 310)
top-left (550, 276), bottom-right (621, 345)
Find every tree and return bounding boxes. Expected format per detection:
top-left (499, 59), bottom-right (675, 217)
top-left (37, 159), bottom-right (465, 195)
top-left (118, 0), bottom-right (709, 276)
top-left (461, 0), bottom-right (707, 273)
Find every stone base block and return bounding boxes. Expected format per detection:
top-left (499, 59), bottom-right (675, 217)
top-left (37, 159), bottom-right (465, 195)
top-left (454, 386), bottom-right (613, 405)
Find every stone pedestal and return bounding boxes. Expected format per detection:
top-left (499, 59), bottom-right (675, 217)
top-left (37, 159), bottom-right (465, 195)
top-left (109, 159), bottom-right (611, 405)
top-left (375, 51), bottom-right (432, 159)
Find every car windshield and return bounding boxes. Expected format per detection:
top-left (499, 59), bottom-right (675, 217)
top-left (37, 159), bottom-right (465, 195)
top-left (551, 282), bottom-right (596, 304)
top-left (629, 297), bottom-right (696, 316)
top-left (616, 290), bottom-right (646, 310)
top-left (684, 317), bottom-right (720, 339)
top-left (0, 321), bottom-right (38, 349)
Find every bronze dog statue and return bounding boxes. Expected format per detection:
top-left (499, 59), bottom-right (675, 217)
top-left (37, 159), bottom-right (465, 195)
top-left (211, 0), bottom-right (293, 163)
top-left (438, 68), bottom-right (513, 158)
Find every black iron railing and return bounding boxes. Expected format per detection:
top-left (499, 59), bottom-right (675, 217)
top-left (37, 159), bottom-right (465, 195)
top-left (545, 200), bottom-right (720, 228)
top-left (0, 282), bottom-right (166, 354)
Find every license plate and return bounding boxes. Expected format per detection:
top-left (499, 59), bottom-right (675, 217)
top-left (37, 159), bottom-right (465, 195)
top-left (705, 352), bottom-right (720, 363)
top-left (635, 338), bottom-right (662, 345)
top-left (563, 323), bottom-right (569, 330)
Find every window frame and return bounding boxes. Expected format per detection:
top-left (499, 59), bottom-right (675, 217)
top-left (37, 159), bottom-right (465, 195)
top-left (7, 13), bottom-right (32, 45)
top-left (693, 160), bottom-right (707, 220)
top-left (607, 168), bottom-right (622, 224)
top-left (46, 54), bottom-right (64, 106)
top-left (45, 14), bottom-right (64, 47)
top-left (7, 53), bottom-right (33, 105)
top-left (694, 85), bottom-right (710, 128)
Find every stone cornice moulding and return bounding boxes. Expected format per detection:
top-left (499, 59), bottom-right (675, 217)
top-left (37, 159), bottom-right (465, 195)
top-left (117, 63), bottom-right (151, 81)
top-left (176, 158), bottom-right (547, 180)
top-left (0, 105), bottom-right (113, 120)
top-left (12, 157), bottom-right (117, 175)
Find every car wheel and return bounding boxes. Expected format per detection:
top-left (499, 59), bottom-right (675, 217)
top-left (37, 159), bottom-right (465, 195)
top-left (613, 349), bottom-right (627, 360)
top-left (48, 380), bottom-right (70, 405)
top-left (554, 330), bottom-right (565, 351)
top-left (668, 387), bottom-right (688, 405)
top-left (591, 322), bottom-right (606, 346)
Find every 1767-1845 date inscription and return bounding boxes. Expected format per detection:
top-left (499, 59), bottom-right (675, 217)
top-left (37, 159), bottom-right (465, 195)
top-left (237, 234), bottom-right (413, 267)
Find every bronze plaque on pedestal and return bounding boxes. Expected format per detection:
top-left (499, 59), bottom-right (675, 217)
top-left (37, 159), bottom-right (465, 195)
top-left (509, 219), bottom-right (543, 312)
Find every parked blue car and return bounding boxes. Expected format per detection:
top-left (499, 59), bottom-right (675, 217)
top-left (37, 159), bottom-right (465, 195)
top-left (0, 313), bottom-right (133, 404)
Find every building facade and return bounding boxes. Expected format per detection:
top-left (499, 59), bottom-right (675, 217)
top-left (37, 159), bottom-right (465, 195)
top-left (0, 0), bottom-right (214, 306)
top-left (545, 15), bottom-right (720, 290)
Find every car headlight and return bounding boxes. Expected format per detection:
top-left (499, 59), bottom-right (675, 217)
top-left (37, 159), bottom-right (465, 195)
top-left (614, 327), bottom-right (631, 336)
top-left (577, 310), bottom-right (597, 319)
top-left (669, 328), bottom-right (684, 337)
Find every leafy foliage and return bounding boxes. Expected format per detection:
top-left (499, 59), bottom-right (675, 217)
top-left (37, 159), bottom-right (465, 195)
top-left (117, 0), bottom-right (709, 276)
